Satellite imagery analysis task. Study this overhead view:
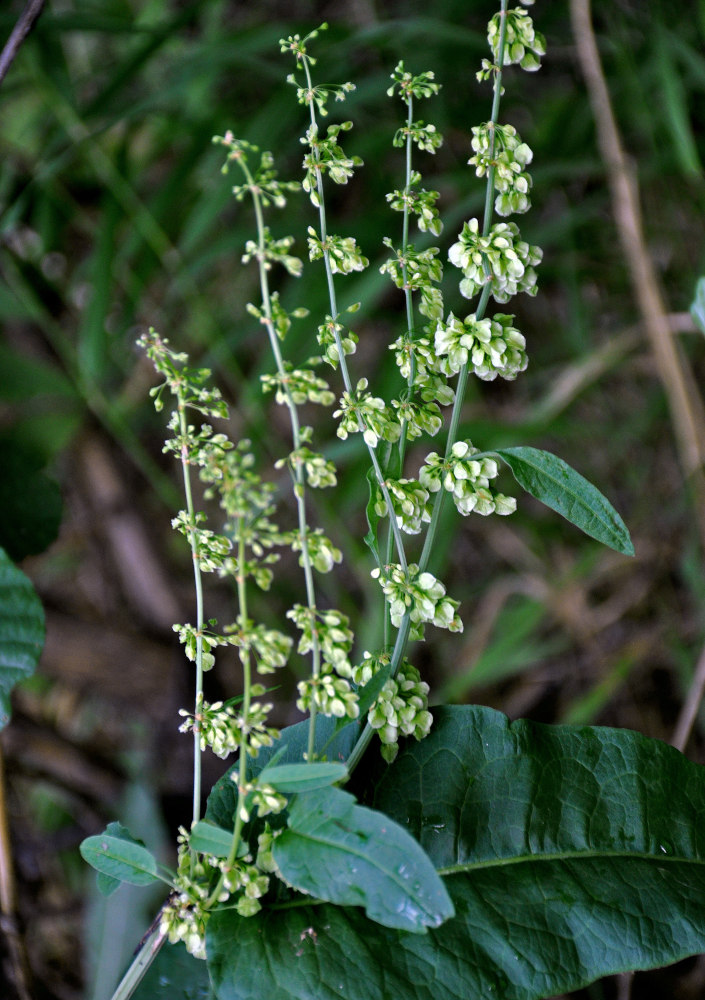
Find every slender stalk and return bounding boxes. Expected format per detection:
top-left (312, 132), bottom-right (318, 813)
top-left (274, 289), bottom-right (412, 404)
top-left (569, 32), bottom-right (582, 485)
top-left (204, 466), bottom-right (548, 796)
top-left (301, 57), bottom-right (409, 575)
top-left (384, 89), bottom-right (418, 650)
top-left (235, 153), bottom-right (323, 760)
top-left (177, 403), bottom-right (206, 848)
top-left (206, 529), bottom-right (250, 907)
top-left (419, 2), bottom-right (508, 574)
top-left (108, 925), bottom-right (167, 1000)
top-left (347, 4), bottom-right (509, 775)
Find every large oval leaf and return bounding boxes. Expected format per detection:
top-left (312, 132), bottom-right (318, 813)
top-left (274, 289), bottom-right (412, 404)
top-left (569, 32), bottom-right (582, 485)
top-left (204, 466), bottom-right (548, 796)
top-left (495, 446), bottom-right (634, 555)
top-left (0, 546), bottom-right (45, 729)
top-left (206, 706), bottom-right (705, 999)
top-left (274, 785), bottom-right (453, 933)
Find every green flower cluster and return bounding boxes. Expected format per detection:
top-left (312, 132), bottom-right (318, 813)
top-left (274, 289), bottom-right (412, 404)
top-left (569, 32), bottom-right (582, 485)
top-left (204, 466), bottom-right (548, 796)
top-left (391, 396), bottom-right (443, 439)
top-left (469, 122), bottom-right (533, 217)
top-left (288, 527), bottom-right (342, 574)
top-left (288, 604), bottom-right (358, 718)
top-left (374, 478), bottom-right (431, 535)
top-left (316, 313), bottom-right (359, 368)
top-left (277, 443), bottom-right (337, 489)
top-left (171, 511), bottom-right (231, 573)
top-left (161, 824), bottom-right (276, 958)
top-left (435, 311), bottom-right (528, 380)
top-left (488, 6), bottom-right (546, 72)
top-left (367, 660), bottom-right (433, 763)
top-left (301, 121), bottom-right (362, 204)
top-left (242, 229), bottom-right (302, 277)
top-left (420, 440), bottom-right (517, 517)
top-left (380, 240), bottom-right (443, 320)
top-left (139, 330), bottom-right (228, 419)
top-left (224, 619), bottom-right (292, 674)
top-left (371, 563), bottom-right (463, 639)
top-left (178, 694), bottom-right (279, 759)
top-left (246, 295), bottom-right (309, 342)
top-left (386, 176), bottom-right (442, 236)
top-left (448, 218), bottom-right (542, 302)
top-left (307, 227), bottom-right (369, 274)
top-left (287, 605), bottom-right (355, 678)
top-left (333, 378), bottom-right (401, 448)
top-left (386, 61), bottom-right (440, 102)
top-left (260, 364), bottom-right (335, 406)
top-left (296, 672), bottom-right (359, 719)
top-left (215, 135), bottom-right (300, 209)
top-left (204, 442), bottom-right (287, 591)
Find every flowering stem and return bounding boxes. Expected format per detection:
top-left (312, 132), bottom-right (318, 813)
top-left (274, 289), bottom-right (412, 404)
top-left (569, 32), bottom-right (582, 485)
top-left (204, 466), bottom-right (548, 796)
top-left (384, 90), bottom-right (418, 650)
top-left (345, 611), bottom-right (412, 775)
top-left (177, 402), bottom-right (206, 853)
top-left (419, 2), bottom-right (508, 574)
top-left (236, 153), bottom-right (323, 761)
top-left (206, 530), bottom-right (249, 908)
top-left (301, 56), bottom-right (409, 576)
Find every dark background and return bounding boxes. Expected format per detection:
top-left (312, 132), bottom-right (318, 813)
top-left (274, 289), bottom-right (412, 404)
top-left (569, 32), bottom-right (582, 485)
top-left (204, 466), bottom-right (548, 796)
top-left (2, 1), bottom-right (705, 997)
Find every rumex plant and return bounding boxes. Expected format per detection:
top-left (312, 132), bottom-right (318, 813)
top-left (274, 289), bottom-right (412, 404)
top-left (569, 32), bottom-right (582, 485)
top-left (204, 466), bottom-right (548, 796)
top-left (78, 6), bottom-right (705, 1000)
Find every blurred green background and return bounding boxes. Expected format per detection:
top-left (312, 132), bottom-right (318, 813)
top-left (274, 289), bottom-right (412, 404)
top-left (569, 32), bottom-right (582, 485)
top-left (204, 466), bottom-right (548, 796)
top-left (3, 1), bottom-right (705, 997)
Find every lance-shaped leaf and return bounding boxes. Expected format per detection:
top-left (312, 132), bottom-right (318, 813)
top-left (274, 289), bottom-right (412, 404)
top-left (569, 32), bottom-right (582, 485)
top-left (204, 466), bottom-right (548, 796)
top-left (207, 706), bottom-right (705, 1000)
top-left (495, 446), bottom-right (634, 555)
top-left (80, 827), bottom-right (160, 887)
top-left (261, 761), bottom-right (347, 792)
top-left (0, 546), bottom-right (45, 729)
top-left (273, 786), bottom-right (454, 933)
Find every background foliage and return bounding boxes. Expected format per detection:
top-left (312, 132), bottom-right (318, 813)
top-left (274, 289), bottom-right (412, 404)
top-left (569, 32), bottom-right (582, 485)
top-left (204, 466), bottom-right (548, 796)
top-left (2, 0), bottom-right (705, 997)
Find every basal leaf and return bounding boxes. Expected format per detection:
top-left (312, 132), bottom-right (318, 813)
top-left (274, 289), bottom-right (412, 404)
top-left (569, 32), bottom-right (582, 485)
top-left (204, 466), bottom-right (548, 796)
top-left (0, 547), bottom-right (45, 729)
top-left (207, 706), bottom-right (705, 999)
top-left (80, 830), bottom-right (160, 887)
top-left (273, 786), bottom-right (454, 933)
top-left (261, 761), bottom-right (347, 792)
top-left (495, 446), bottom-right (634, 555)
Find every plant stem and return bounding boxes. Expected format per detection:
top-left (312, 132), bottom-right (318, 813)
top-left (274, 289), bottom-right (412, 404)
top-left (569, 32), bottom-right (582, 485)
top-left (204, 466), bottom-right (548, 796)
top-left (384, 89), bottom-right (418, 650)
top-left (108, 925), bottom-right (167, 1000)
top-left (206, 530), bottom-right (250, 907)
top-left (237, 154), bottom-right (324, 761)
top-left (419, 1), bottom-right (508, 574)
top-left (301, 57), bottom-right (409, 575)
top-left (178, 403), bottom-right (206, 855)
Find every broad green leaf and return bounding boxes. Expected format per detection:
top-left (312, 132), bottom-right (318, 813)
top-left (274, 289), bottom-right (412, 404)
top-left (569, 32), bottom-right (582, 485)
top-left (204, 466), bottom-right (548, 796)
top-left (260, 761), bottom-right (347, 792)
top-left (80, 830), bottom-right (160, 887)
top-left (691, 276), bottom-right (705, 335)
top-left (190, 821), bottom-right (237, 859)
top-left (207, 706), bottom-right (705, 999)
top-left (273, 786), bottom-right (454, 934)
top-left (496, 446), bottom-right (634, 555)
top-left (0, 547), bottom-right (45, 729)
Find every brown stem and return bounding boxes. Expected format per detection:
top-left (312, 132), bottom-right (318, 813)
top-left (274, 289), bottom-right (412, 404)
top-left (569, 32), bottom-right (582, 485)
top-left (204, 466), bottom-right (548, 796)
top-left (0, 0), bottom-right (46, 87)
top-left (570, 0), bottom-right (705, 756)
top-left (0, 742), bottom-right (33, 1000)
top-left (570, 0), bottom-right (705, 532)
